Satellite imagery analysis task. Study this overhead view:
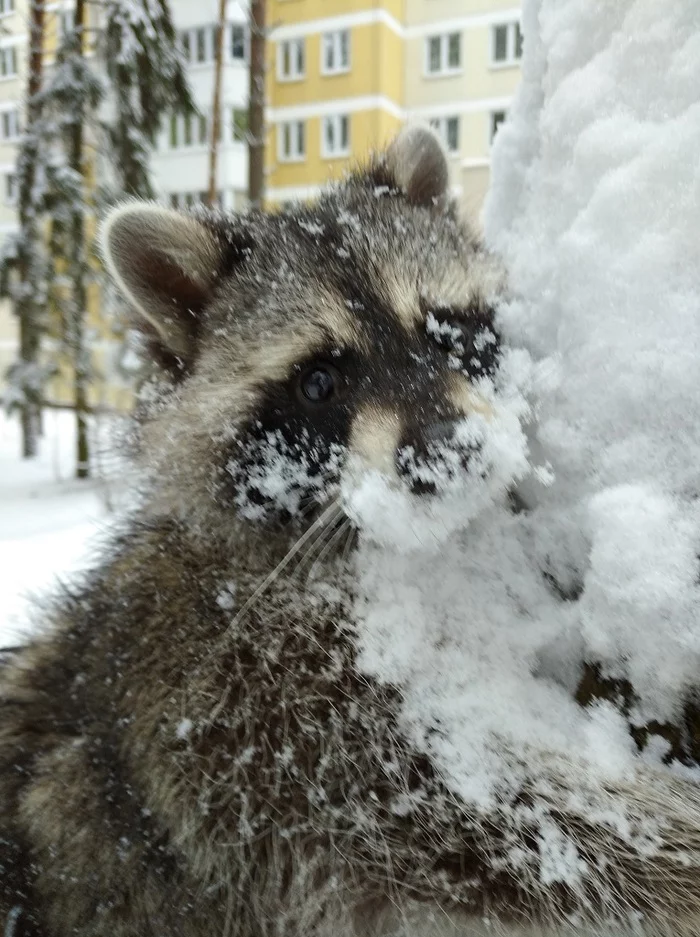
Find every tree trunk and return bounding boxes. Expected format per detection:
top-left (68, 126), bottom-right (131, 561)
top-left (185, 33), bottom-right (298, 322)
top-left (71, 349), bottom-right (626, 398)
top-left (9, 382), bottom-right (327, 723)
top-left (15, 0), bottom-right (46, 458)
top-left (69, 0), bottom-right (90, 479)
top-left (247, 0), bottom-right (266, 209)
top-left (207, 0), bottom-right (226, 206)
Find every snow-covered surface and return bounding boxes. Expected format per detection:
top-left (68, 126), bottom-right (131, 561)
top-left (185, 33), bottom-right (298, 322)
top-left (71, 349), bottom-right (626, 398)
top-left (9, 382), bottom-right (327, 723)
top-left (352, 0), bottom-right (700, 835)
top-left (0, 411), bottom-right (119, 645)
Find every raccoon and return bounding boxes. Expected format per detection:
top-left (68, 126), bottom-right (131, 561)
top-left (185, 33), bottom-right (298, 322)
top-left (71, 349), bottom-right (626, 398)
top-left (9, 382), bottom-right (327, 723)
top-left (1, 126), bottom-right (699, 937)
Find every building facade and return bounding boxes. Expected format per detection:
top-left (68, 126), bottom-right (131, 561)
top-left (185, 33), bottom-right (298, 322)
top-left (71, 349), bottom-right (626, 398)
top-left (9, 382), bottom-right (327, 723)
top-left (151, 0), bottom-right (250, 212)
top-left (265, 0), bottom-right (523, 223)
top-left (265, 0), bottom-right (404, 205)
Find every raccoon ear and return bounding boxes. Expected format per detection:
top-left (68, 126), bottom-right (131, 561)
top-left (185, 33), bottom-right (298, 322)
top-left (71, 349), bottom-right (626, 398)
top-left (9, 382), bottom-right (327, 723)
top-left (100, 202), bottom-right (226, 364)
top-left (384, 124), bottom-right (449, 206)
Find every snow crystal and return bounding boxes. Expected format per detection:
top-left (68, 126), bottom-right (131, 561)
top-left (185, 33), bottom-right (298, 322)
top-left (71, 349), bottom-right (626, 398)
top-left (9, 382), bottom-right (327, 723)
top-left (175, 718), bottom-right (193, 740)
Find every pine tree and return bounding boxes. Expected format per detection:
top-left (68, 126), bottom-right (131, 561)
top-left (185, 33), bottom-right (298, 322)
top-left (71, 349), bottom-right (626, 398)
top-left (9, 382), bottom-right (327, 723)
top-left (2, 0), bottom-right (192, 475)
top-left (248, 0), bottom-right (266, 208)
top-left (101, 0), bottom-right (193, 198)
top-left (0, 0), bottom-right (50, 458)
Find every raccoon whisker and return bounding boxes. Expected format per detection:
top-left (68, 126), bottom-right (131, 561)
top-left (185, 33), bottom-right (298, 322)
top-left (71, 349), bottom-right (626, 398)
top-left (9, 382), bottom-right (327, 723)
top-left (341, 523), bottom-right (357, 566)
top-left (294, 512), bottom-right (347, 576)
top-left (304, 518), bottom-right (352, 583)
top-left (226, 498), bottom-right (343, 633)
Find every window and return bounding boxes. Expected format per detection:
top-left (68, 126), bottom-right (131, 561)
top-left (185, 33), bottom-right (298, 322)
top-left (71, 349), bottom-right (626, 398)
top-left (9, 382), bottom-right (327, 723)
top-left (425, 32), bottom-right (461, 75)
top-left (4, 172), bottom-right (16, 203)
top-left (232, 107), bottom-right (247, 142)
top-left (195, 27), bottom-right (207, 63)
top-left (183, 113), bottom-right (193, 146)
top-left (0, 46), bottom-right (17, 78)
top-left (0, 107), bottom-right (19, 141)
top-left (0, 0), bottom-right (15, 15)
top-left (429, 116), bottom-right (459, 154)
top-left (180, 30), bottom-right (191, 61)
top-left (490, 110), bottom-right (507, 142)
top-left (198, 113), bottom-right (208, 144)
top-left (230, 23), bottom-right (245, 61)
top-left (321, 115), bottom-right (349, 158)
top-left (491, 21), bottom-right (523, 66)
top-left (321, 29), bottom-right (350, 75)
top-left (278, 120), bottom-right (305, 162)
top-left (278, 38), bottom-right (305, 80)
top-left (168, 112), bottom-right (214, 148)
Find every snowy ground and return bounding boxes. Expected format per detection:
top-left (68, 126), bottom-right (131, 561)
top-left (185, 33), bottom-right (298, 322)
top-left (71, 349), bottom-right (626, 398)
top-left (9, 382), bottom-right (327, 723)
top-left (0, 410), bottom-right (125, 645)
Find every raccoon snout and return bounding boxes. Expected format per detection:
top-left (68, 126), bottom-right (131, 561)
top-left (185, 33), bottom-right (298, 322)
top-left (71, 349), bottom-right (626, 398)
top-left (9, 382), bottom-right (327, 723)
top-left (396, 420), bottom-right (475, 496)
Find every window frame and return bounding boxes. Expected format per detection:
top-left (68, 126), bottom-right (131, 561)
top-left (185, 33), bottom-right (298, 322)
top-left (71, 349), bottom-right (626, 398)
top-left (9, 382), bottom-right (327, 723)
top-left (424, 32), bottom-right (462, 77)
top-left (320, 28), bottom-right (351, 76)
top-left (230, 23), bottom-right (246, 62)
top-left (277, 37), bottom-right (305, 81)
top-left (0, 0), bottom-right (15, 17)
top-left (0, 107), bottom-right (19, 141)
top-left (0, 45), bottom-right (17, 79)
top-left (277, 119), bottom-right (306, 163)
top-left (490, 21), bottom-right (523, 68)
top-left (320, 114), bottom-right (350, 159)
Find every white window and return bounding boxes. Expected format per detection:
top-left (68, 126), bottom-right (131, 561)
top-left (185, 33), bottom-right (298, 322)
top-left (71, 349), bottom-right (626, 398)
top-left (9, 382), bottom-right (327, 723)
top-left (321, 29), bottom-right (350, 75)
top-left (429, 116), bottom-right (459, 154)
top-left (278, 38), bottom-right (305, 80)
top-left (321, 114), bottom-right (349, 158)
top-left (490, 110), bottom-right (507, 143)
top-left (0, 107), bottom-right (19, 141)
top-left (0, 0), bottom-right (15, 16)
top-left (491, 22), bottom-right (523, 66)
top-left (4, 172), bottom-right (16, 204)
top-left (425, 32), bottom-right (461, 76)
top-left (0, 46), bottom-right (17, 78)
top-left (230, 23), bottom-right (245, 61)
top-left (278, 120), bottom-right (305, 162)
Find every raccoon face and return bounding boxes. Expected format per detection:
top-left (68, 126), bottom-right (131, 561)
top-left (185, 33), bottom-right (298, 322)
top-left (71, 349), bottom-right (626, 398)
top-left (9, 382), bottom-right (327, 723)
top-left (102, 126), bottom-right (517, 548)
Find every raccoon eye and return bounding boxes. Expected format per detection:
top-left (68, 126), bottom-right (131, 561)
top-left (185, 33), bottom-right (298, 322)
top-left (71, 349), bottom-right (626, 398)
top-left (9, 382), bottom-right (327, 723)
top-left (298, 365), bottom-right (339, 404)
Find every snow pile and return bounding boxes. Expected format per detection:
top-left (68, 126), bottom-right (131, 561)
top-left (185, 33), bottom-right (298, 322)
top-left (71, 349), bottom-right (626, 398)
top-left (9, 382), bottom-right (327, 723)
top-left (353, 0), bottom-right (700, 821)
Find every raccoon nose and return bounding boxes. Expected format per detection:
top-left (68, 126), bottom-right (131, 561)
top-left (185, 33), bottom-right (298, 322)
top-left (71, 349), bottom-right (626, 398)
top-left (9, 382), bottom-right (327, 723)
top-left (396, 420), bottom-right (458, 496)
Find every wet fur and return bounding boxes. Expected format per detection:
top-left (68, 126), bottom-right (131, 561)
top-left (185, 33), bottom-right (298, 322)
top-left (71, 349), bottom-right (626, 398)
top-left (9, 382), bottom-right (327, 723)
top-left (1, 128), bottom-right (700, 937)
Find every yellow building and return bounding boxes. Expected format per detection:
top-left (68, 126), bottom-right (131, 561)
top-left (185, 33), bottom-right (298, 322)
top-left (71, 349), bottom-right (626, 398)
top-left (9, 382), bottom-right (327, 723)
top-left (266, 0), bottom-right (405, 205)
top-left (266, 0), bottom-right (523, 225)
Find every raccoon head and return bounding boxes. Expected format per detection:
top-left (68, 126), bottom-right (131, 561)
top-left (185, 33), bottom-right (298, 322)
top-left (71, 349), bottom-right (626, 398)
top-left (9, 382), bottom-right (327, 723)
top-left (101, 126), bottom-right (524, 550)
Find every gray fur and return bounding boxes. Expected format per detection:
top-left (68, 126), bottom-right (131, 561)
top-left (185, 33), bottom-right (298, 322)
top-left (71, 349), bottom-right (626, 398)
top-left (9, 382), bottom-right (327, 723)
top-left (0, 126), bottom-right (699, 937)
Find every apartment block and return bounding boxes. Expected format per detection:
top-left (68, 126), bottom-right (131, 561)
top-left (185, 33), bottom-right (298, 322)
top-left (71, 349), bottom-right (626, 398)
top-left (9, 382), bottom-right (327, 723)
top-left (266, 0), bottom-right (523, 221)
top-left (151, 0), bottom-right (249, 212)
top-left (266, 0), bottom-right (405, 205)
top-left (405, 0), bottom-right (522, 218)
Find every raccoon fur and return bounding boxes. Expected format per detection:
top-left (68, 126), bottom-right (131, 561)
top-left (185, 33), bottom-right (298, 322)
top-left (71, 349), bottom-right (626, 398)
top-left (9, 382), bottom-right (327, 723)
top-left (1, 126), bottom-right (700, 937)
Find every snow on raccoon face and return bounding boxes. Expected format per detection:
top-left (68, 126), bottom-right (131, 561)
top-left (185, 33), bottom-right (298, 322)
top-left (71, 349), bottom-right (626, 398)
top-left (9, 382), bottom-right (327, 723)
top-left (100, 127), bottom-right (529, 546)
top-left (224, 293), bottom-right (519, 547)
